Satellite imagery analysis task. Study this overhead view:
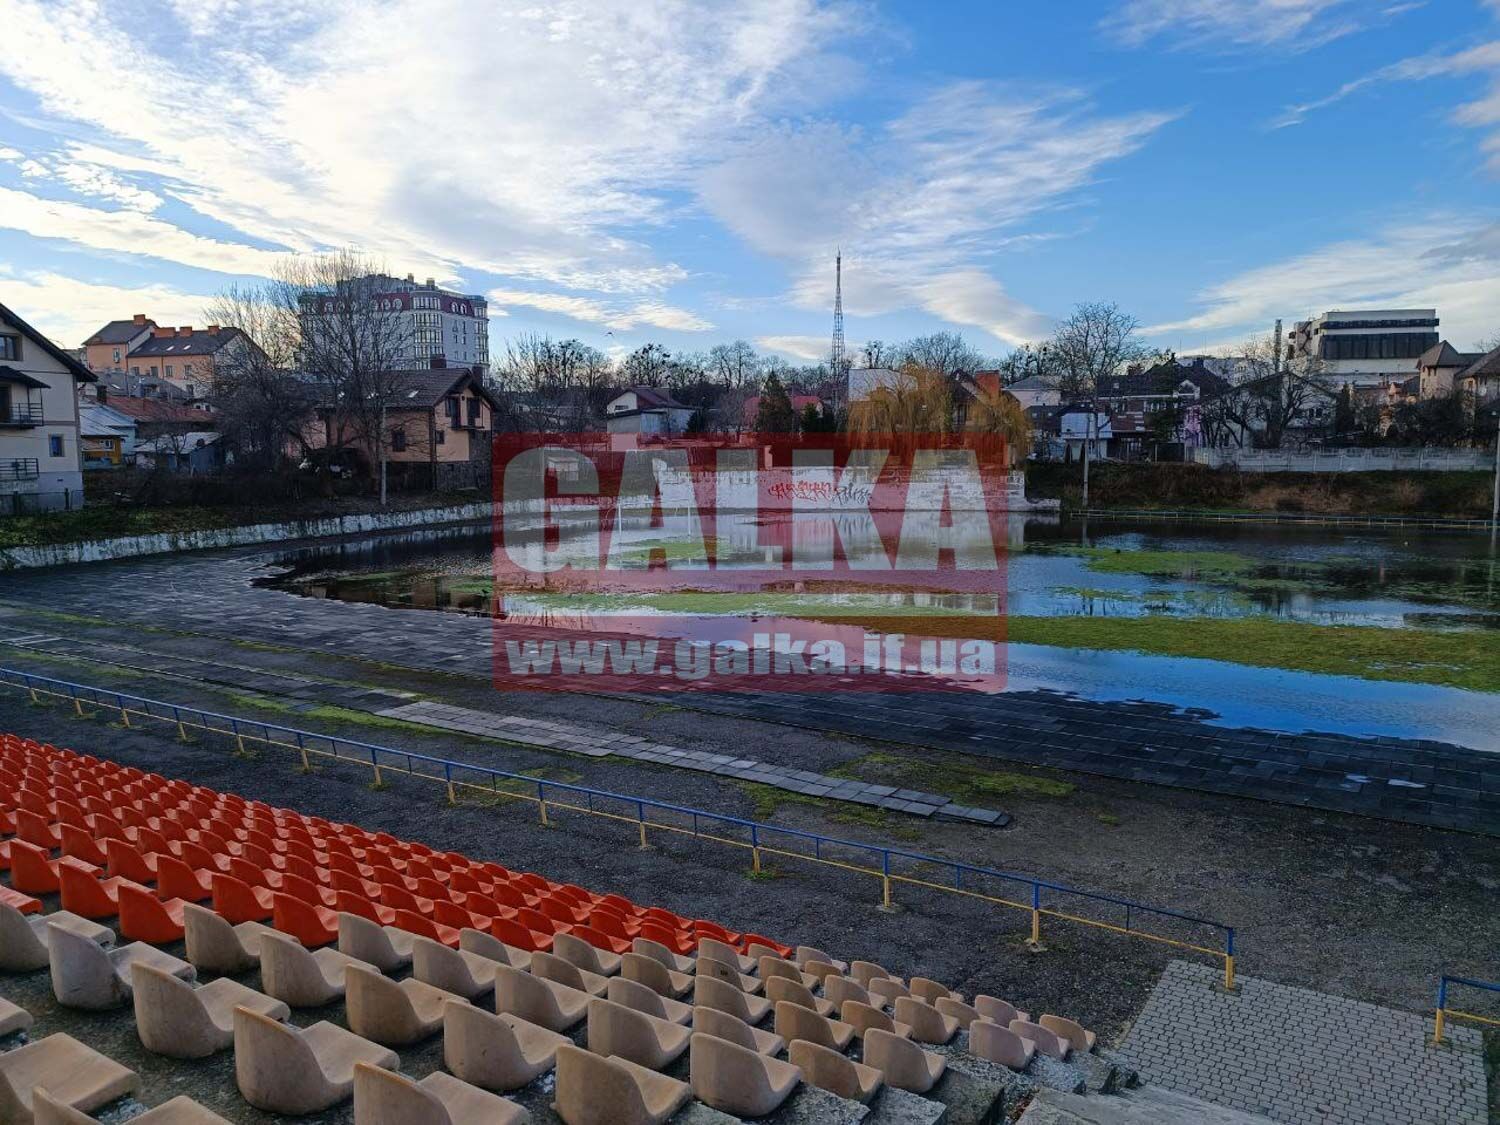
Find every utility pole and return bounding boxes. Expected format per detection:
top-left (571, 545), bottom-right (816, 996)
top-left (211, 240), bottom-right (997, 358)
top-left (1491, 416), bottom-right (1499, 544)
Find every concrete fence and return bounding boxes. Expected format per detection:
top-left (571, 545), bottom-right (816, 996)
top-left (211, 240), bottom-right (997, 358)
top-left (1191, 447), bottom-right (1493, 473)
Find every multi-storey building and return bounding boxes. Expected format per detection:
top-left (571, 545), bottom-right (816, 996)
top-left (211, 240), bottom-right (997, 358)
top-left (1, 303), bottom-right (96, 511)
top-left (82, 316), bottom-right (251, 399)
top-left (299, 274), bottom-right (489, 371)
top-left (1286, 309), bottom-right (1440, 389)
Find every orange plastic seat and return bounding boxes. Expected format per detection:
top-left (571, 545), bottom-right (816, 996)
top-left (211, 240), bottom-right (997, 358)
top-left (14, 807), bottom-right (62, 849)
top-left (336, 891), bottom-right (397, 926)
top-left (539, 897), bottom-right (589, 926)
top-left (572, 924), bottom-right (632, 956)
top-left (376, 884), bottom-right (433, 915)
top-left (590, 911), bottom-right (642, 944)
top-left (228, 855), bottom-right (284, 890)
top-left (177, 840), bottom-right (231, 874)
top-left (518, 907), bottom-right (569, 936)
top-left (432, 900), bottom-right (491, 932)
top-left (281, 873), bottom-right (338, 909)
top-left (330, 870), bottom-right (384, 900)
top-left (488, 883), bottom-right (536, 911)
top-left (59, 823), bottom-right (108, 866)
top-left (213, 873), bottom-right (276, 923)
top-left (491, 916), bottom-right (552, 953)
top-left (638, 922), bottom-right (694, 955)
top-left (118, 881), bottom-right (189, 942)
top-left (104, 838), bottom-right (158, 884)
top-left (156, 855), bottom-right (213, 902)
top-left (390, 909), bottom-right (459, 947)
top-left (9, 838), bottom-right (67, 894)
top-left (272, 892), bottom-right (340, 946)
top-left (742, 933), bottom-right (793, 959)
top-left (58, 859), bottom-right (131, 919)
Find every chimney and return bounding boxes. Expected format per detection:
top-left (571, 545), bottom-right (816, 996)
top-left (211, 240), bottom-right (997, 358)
top-left (430, 355), bottom-right (447, 369)
top-left (206, 325), bottom-right (220, 335)
top-left (425, 278), bottom-right (435, 288)
top-left (178, 326), bottom-right (193, 337)
top-left (406, 273), bottom-right (415, 283)
top-left (152, 327), bottom-right (174, 338)
top-left (132, 313), bottom-right (147, 325)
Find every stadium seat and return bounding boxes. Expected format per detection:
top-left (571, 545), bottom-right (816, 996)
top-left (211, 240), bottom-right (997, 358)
top-left (0, 995), bottom-right (33, 1038)
top-left (490, 915), bottom-right (552, 953)
top-left (104, 839), bottom-right (157, 884)
top-left (8, 840), bottom-right (67, 895)
top-left (281, 871), bottom-right (338, 909)
top-left (789, 1038), bottom-right (883, 1104)
top-left (766, 975), bottom-right (834, 1016)
top-left (870, 977), bottom-right (912, 1008)
top-left (48, 924), bottom-right (194, 1011)
top-left (696, 956), bottom-right (761, 995)
top-left (457, 927), bottom-right (532, 972)
top-left (14, 808), bottom-right (62, 850)
top-left (351, 1060), bottom-right (527, 1125)
top-left (532, 950), bottom-right (609, 997)
top-left (741, 933), bottom-right (793, 959)
top-left (696, 936), bottom-right (755, 974)
top-left (910, 976), bottom-right (962, 1005)
top-left (33, 1088), bottom-right (230, 1123)
top-left (344, 963), bottom-right (451, 1046)
top-left (258, 931), bottom-right (367, 1007)
top-left (117, 882), bottom-right (189, 943)
top-left (758, 953), bottom-right (818, 989)
top-left (631, 935), bottom-right (694, 974)
top-left (552, 1043), bottom-right (690, 1125)
top-left (690, 1031), bottom-right (801, 1117)
top-left (335, 889), bottom-right (396, 926)
top-left (0, 903), bottom-right (112, 972)
top-left (411, 936), bottom-right (500, 1000)
top-left (824, 976), bottom-right (871, 1011)
top-left (636, 921), bottom-right (693, 956)
top-left (774, 1000), bottom-right (854, 1052)
top-left (272, 892), bottom-right (339, 946)
top-left (606, 975), bottom-right (693, 1026)
top-left (1010, 1018), bottom-right (1071, 1060)
top-left (692, 1004), bottom-right (784, 1057)
top-left (494, 964), bottom-right (589, 1033)
top-left (586, 997), bottom-right (691, 1069)
top-left (840, 999), bottom-right (911, 1040)
top-left (232, 1005), bottom-right (398, 1115)
top-left (211, 873), bottom-right (274, 924)
top-left (0, 1033), bottom-right (140, 1125)
top-left (57, 823), bottom-right (107, 867)
top-left (974, 994), bottom-right (1029, 1026)
top-left (132, 962), bottom-right (288, 1058)
top-left (1040, 1013), bottom-right (1098, 1053)
top-left (619, 952), bottom-right (693, 999)
top-left (679, 974), bottom-right (763, 1024)
top-left (850, 960), bottom-right (895, 988)
top-left (443, 1000), bottom-right (569, 1091)
top-left (182, 903), bottom-right (271, 975)
top-left (936, 995), bottom-right (982, 1030)
top-left (864, 1027), bottom-right (946, 1094)
top-left (969, 1018), bottom-right (1035, 1070)
top-left (338, 913), bottom-right (415, 972)
top-left (568, 922), bottom-right (631, 957)
top-left (154, 855), bottom-right (212, 903)
top-left (895, 996), bottom-right (960, 1044)
top-left (796, 944), bottom-right (848, 972)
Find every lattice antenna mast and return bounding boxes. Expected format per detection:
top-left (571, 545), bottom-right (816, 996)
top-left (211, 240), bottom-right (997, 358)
top-left (830, 249), bottom-right (846, 378)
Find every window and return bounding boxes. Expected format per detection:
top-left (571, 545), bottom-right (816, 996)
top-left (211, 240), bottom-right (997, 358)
top-left (445, 396), bottom-right (460, 423)
top-left (165, 365), bottom-right (174, 377)
top-left (435, 430), bottom-right (445, 445)
top-left (0, 336), bottom-right (17, 361)
top-left (467, 397), bottom-right (479, 425)
top-left (131, 366), bottom-right (140, 376)
top-left (149, 366), bottom-right (158, 376)
top-left (112, 349), bottom-right (121, 364)
top-left (184, 364), bottom-right (194, 376)
top-left (390, 428), bottom-right (407, 452)
top-left (48, 434), bottom-right (64, 458)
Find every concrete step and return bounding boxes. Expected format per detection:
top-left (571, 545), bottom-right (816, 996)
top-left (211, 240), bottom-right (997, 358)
top-left (1017, 1085), bottom-right (1280, 1125)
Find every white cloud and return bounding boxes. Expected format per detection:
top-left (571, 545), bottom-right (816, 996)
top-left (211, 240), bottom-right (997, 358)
top-left (1101, 0), bottom-right (1377, 51)
top-left (1, 147), bottom-right (164, 211)
top-left (1146, 216), bottom-right (1500, 350)
top-left (0, 270), bottom-right (218, 350)
top-left (755, 334), bottom-right (830, 361)
top-left (487, 288), bottom-right (713, 333)
top-left (704, 82), bottom-right (1175, 345)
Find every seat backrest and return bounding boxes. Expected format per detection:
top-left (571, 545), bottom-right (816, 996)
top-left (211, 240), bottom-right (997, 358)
top-left (48, 923), bottom-right (118, 1007)
top-left (458, 928), bottom-right (524, 967)
top-left (696, 937), bottom-right (742, 968)
top-left (774, 1000), bottom-right (838, 1049)
top-left (796, 945), bottom-right (837, 968)
top-left (606, 975), bottom-right (670, 1021)
top-left (532, 951), bottom-right (586, 992)
top-left (692, 1004), bottom-right (759, 1052)
top-left (553, 931), bottom-right (605, 975)
top-left (765, 975), bottom-right (817, 1010)
top-left (353, 1061), bottom-right (452, 1125)
top-left (974, 994), bottom-right (1021, 1025)
top-left (909, 977), bottom-right (952, 1004)
top-left (183, 902), bottom-right (251, 974)
top-left (849, 960), bottom-right (890, 988)
top-left (30, 1086), bottom-right (97, 1125)
top-left (631, 936), bottom-right (683, 969)
top-left (1010, 1018), bottom-right (1069, 1058)
top-left (132, 962), bottom-right (215, 1052)
top-left (970, 1018), bottom-right (1032, 1069)
top-left (553, 1043), bottom-right (649, 1125)
top-left (788, 1038), bottom-right (860, 1100)
top-left (840, 999), bottom-right (893, 1037)
top-left (757, 955), bottom-right (803, 984)
top-left (824, 976), bottom-right (869, 1010)
top-left (339, 913), bottom-right (405, 971)
top-left (620, 952), bottom-right (674, 995)
top-left (0, 901), bottom-right (47, 971)
top-left (696, 957), bottom-right (747, 991)
top-left (686, 974), bottom-right (746, 1021)
top-left (1039, 1013), bottom-right (1090, 1051)
top-left (233, 1006), bottom-right (327, 1108)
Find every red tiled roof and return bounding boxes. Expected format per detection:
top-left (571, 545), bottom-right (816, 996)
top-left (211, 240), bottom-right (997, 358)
top-left (103, 398), bottom-right (216, 423)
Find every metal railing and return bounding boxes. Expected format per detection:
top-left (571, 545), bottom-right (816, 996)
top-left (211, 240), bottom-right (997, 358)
top-left (1433, 975), bottom-right (1500, 1045)
top-left (0, 404), bottom-right (44, 427)
top-left (1071, 507), bottom-right (1495, 532)
top-left (0, 459), bottom-right (40, 483)
top-left (0, 665), bottom-right (1238, 987)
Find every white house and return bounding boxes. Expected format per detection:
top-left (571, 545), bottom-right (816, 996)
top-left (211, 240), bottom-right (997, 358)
top-left (1059, 409), bottom-right (1112, 463)
top-left (604, 385), bottom-right (696, 435)
top-left (0, 303), bottom-right (96, 511)
top-left (1005, 375), bottom-right (1061, 410)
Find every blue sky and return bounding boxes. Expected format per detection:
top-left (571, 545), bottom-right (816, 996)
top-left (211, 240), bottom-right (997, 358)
top-left (1, 0), bottom-right (1497, 363)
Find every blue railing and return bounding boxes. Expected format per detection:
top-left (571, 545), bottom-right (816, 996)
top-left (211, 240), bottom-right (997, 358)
top-left (1434, 975), bottom-right (1500, 1045)
top-left (0, 665), bottom-right (1237, 984)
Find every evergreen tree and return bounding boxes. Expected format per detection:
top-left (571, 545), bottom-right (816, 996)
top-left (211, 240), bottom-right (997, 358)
top-left (755, 373), bottom-right (798, 433)
top-left (1333, 383), bottom-right (1356, 438)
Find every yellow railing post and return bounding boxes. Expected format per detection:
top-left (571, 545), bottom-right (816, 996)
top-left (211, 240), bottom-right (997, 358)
top-left (882, 876), bottom-right (892, 910)
top-left (638, 821), bottom-right (649, 849)
top-left (119, 706), bottom-right (130, 728)
top-left (752, 847), bottom-right (762, 874)
top-left (74, 698), bottom-right (84, 717)
top-left (1433, 1007), bottom-right (1446, 1046)
top-left (1225, 955), bottom-right (1236, 992)
top-left (539, 799), bottom-right (549, 826)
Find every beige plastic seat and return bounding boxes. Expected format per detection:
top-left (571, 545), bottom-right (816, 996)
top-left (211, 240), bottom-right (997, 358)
top-left (824, 975), bottom-right (870, 1011)
top-left (696, 936), bottom-right (755, 974)
top-left (620, 952), bottom-right (693, 999)
top-left (766, 974), bottom-right (833, 1016)
top-left (795, 945), bottom-right (847, 972)
top-left (553, 1042), bottom-right (690, 1125)
top-left (869, 977), bottom-right (912, 1008)
top-left (1040, 1014), bottom-right (1098, 1053)
top-left (1010, 1018), bottom-right (1071, 1060)
top-left (0, 904), bottom-right (113, 972)
top-left (692, 1004), bottom-right (784, 1056)
top-left (909, 976), bottom-right (961, 1005)
top-left (849, 960), bottom-right (894, 988)
top-left (758, 954), bottom-right (818, 990)
top-left (345, 963), bottom-right (452, 1045)
top-left (444, 999), bottom-right (569, 1091)
top-left (973, 994), bottom-right (1029, 1026)
top-left (233, 1004), bottom-right (398, 1114)
top-left (459, 928), bottom-right (532, 972)
top-left (863, 1027), bottom-right (946, 1094)
top-left (412, 935), bottom-right (498, 1000)
top-left (338, 913), bottom-right (416, 972)
top-left (182, 904), bottom-right (273, 975)
top-left (0, 1033), bottom-right (139, 1125)
top-left (532, 950), bottom-right (609, 997)
top-left (695, 955), bottom-right (761, 994)
top-left (969, 1018), bottom-right (1035, 1070)
top-left (774, 999), bottom-right (854, 1051)
top-left (0, 995), bottom-right (34, 1037)
top-left (692, 974), bottom-right (771, 1025)
top-left (554, 931), bottom-right (622, 976)
top-left (259, 930), bottom-right (368, 1007)
top-left (352, 1059), bottom-right (527, 1125)
top-left (801, 959), bottom-right (844, 986)
top-left (587, 997), bottom-right (691, 1069)
top-left (33, 1087), bottom-right (229, 1123)
top-left (936, 995), bottom-right (982, 1030)
top-left (789, 1038), bottom-right (882, 1103)
top-left (606, 975), bottom-right (692, 1025)
top-left (690, 1031), bottom-right (801, 1117)
top-left (48, 925), bottom-right (194, 1011)
top-left (840, 999), bottom-right (911, 1040)
top-left (631, 936), bottom-right (693, 974)
top-left (132, 963), bottom-right (289, 1057)
top-left (895, 996), bottom-right (960, 1044)
top-left (494, 964), bottom-right (589, 1033)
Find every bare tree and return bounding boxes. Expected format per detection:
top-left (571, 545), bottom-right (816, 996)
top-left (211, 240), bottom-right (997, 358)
top-left (859, 340), bottom-right (897, 369)
top-left (491, 333), bottom-right (611, 431)
top-left (620, 343), bottom-right (672, 387)
top-left (1050, 302), bottom-right (1147, 506)
top-left (896, 331), bottom-right (991, 376)
top-left (707, 340), bottom-right (764, 389)
top-left (1212, 334), bottom-right (1332, 449)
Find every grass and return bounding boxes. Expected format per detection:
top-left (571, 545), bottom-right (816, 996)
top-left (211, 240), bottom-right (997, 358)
top-left (734, 781), bottom-right (921, 842)
top-left (829, 751), bottom-right (1075, 804)
top-left (1032, 544), bottom-right (1258, 581)
top-left (459, 765), bottom-right (584, 807)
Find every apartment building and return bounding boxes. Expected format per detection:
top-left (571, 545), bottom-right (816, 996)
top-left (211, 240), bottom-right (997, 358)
top-left (1286, 309), bottom-right (1440, 389)
top-left (0, 303), bottom-right (96, 511)
top-left (299, 274), bottom-right (490, 371)
top-left (83, 316), bottom-right (250, 398)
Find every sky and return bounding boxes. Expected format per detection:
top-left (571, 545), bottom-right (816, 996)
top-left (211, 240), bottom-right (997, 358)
top-left (0, 0), bottom-right (1498, 365)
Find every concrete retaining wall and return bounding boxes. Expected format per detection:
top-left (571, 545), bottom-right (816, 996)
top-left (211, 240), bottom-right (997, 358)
top-left (0, 502), bottom-right (492, 571)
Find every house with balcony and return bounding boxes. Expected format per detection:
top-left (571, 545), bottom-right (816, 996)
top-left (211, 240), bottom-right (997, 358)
top-left (0, 303), bottom-right (96, 512)
top-left (604, 385), bottom-right (696, 435)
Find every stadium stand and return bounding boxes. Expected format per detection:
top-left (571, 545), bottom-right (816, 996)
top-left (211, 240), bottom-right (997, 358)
top-left (0, 730), bottom-right (1257, 1123)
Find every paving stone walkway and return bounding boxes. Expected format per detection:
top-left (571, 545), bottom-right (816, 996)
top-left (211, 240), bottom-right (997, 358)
top-left (380, 700), bottom-right (1009, 825)
top-left (1122, 961), bottom-right (1489, 1125)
